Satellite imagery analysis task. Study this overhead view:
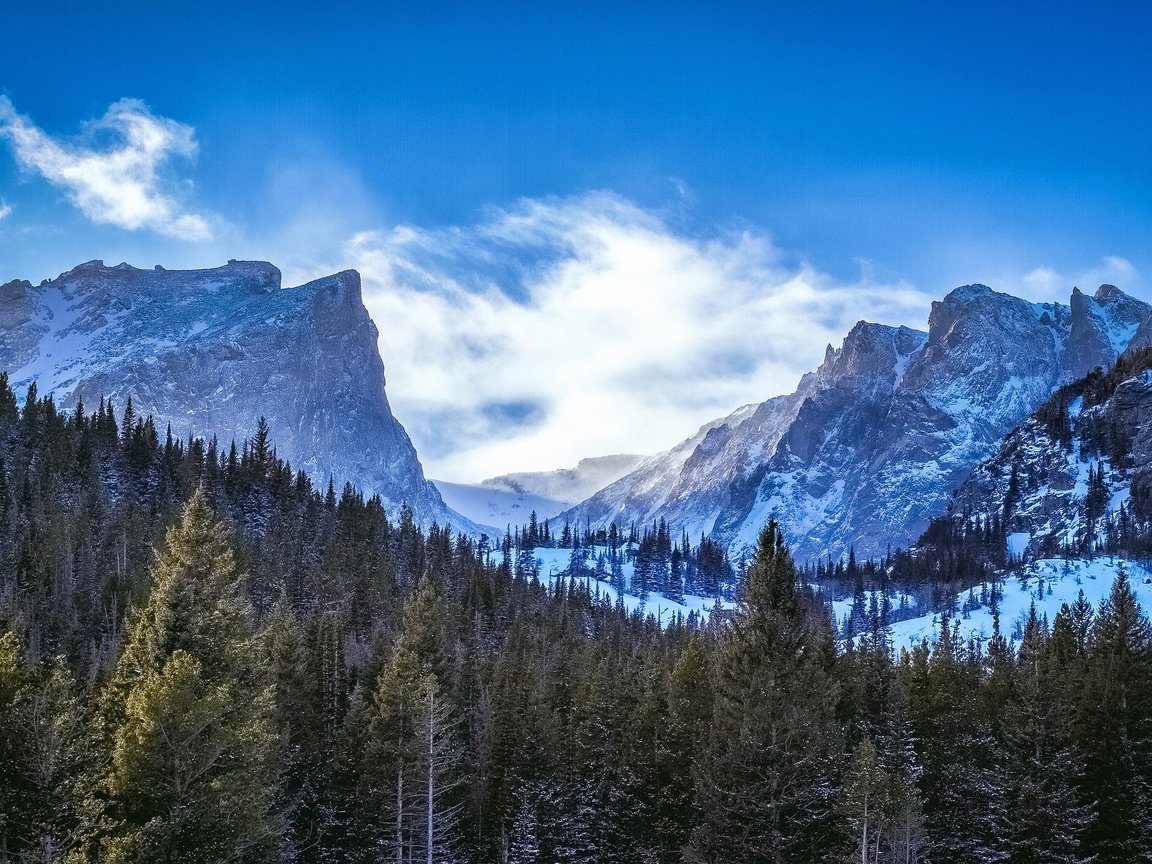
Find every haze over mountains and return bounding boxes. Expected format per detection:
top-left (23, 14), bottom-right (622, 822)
top-left (433, 454), bottom-right (644, 531)
top-left (3, 259), bottom-right (1150, 564)
top-left (564, 283), bottom-right (1152, 561)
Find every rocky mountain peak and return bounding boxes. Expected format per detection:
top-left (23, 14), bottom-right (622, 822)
top-left (1095, 283), bottom-right (1123, 302)
top-left (567, 279), bottom-right (1152, 563)
top-left (0, 260), bottom-right (473, 531)
top-left (815, 321), bottom-right (927, 396)
top-left (1066, 282), bottom-right (1150, 376)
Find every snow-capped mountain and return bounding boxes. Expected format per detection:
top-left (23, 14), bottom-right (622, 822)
top-left (566, 284), bottom-right (1152, 562)
top-left (433, 454), bottom-right (645, 531)
top-left (0, 259), bottom-right (472, 529)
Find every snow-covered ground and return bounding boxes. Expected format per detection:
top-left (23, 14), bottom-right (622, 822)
top-left (882, 558), bottom-right (1152, 652)
top-left (509, 546), bottom-right (1152, 648)
top-left (526, 546), bottom-right (733, 624)
top-left (827, 588), bottom-right (915, 630)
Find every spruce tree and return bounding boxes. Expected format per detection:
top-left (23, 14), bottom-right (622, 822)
top-left (92, 488), bottom-right (279, 863)
top-left (688, 521), bottom-right (843, 863)
top-left (348, 575), bottom-right (461, 864)
top-left (263, 595), bottom-right (325, 862)
top-left (22, 659), bottom-right (96, 863)
top-left (1078, 569), bottom-right (1152, 863)
top-left (1001, 607), bottom-right (1089, 864)
top-left (0, 631), bottom-right (33, 861)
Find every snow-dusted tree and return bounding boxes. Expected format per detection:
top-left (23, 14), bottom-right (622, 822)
top-left (1078, 568), bottom-right (1152, 862)
top-left (0, 631), bottom-right (33, 860)
top-left (1001, 606), bottom-right (1090, 864)
top-left (21, 659), bottom-right (95, 864)
top-left (842, 738), bottom-right (887, 864)
top-left (506, 791), bottom-right (541, 864)
top-left (903, 619), bottom-right (1008, 864)
top-left (415, 676), bottom-right (463, 864)
top-left (353, 575), bottom-right (463, 864)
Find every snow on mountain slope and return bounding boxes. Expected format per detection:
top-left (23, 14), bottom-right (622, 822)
top-left (433, 454), bottom-right (645, 531)
top-left (0, 259), bottom-right (475, 531)
top-left (564, 391), bottom-right (812, 542)
top-left (950, 354), bottom-right (1152, 557)
top-left (879, 557), bottom-right (1152, 652)
top-left (483, 454), bottom-right (647, 504)
top-left (567, 283), bottom-right (1152, 562)
top-left (433, 481), bottom-right (570, 532)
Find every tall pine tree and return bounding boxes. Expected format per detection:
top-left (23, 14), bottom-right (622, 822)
top-left (91, 488), bottom-right (279, 864)
top-left (689, 521), bottom-right (843, 863)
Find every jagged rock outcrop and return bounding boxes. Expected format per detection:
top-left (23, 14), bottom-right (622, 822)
top-left (0, 259), bottom-right (471, 529)
top-left (566, 283), bottom-right (1152, 561)
top-left (950, 353), bottom-right (1152, 557)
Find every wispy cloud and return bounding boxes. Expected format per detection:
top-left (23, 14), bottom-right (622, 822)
top-left (1009, 256), bottom-right (1140, 300)
top-left (0, 96), bottom-right (211, 240)
top-left (0, 199), bottom-right (10, 222)
top-left (349, 192), bottom-right (933, 480)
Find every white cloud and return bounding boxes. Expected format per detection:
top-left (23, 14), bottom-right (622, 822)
top-left (348, 192), bottom-right (933, 480)
top-left (0, 199), bottom-right (10, 221)
top-left (1011, 256), bottom-right (1140, 301)
top-left (0, 96), bottom-right (211, 240)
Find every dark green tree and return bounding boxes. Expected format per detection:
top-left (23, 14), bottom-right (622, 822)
top-left (93, 488), bottom-right (279, 863)
top-left (689, 521), bottom-right (843, 863)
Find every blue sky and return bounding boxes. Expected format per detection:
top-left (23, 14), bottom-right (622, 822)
top-left (1, 1), bottom-right (1151, 478)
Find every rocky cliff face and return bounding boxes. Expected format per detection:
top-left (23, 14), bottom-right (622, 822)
top-left (950, 356), bottom-right (1152, 557)
top-left (566, 283), bottom-right (1152, 562)
top-left (0, 260), bottom-right (470, 529)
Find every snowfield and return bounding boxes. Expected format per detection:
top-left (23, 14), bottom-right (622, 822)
top-left (880, 557), bottom-right (1152, 652)
top-left (525, 546), bottom-right (734, 623)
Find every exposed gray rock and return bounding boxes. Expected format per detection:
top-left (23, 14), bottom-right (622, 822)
top-left (950, 364), bottom-right (1152, 557)
top-left (0, 259), bottom-right (473, 531)
top-left (566, 283), bottom-right (1152, 562)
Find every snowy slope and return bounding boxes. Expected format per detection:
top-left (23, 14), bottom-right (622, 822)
top-left (433, 481), bottom-right (570, 532)
top-left (0, 260), bottom-right (476, 531)
top-left (879, 558), bottom-right (1152, 652)
top-left (567, 283), bottom-right (1152, 562)
top-left (950, 360), bottom-right (1152, 557)
top-left (526, 546), bottom-right (732, 624)
top-left (564, 392), bottom-right (810, 542)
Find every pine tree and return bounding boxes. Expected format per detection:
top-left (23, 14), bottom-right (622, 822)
top-left (92, 488), bottom-right (279, 863)
top-left (349, 575), bottom-right (461, 864)
top-left (1001, 607), bottom-right (1090, 864)
top-left (688, 521), bottom-right (843, 863)
top-left (842, 738), bottom-right (887, 864)
top-left (263, 595), bottom-right (325, 861)
top-left (0, 631), bottom-right (33, 861)
top-left (903, 623), bottom-right (1008, 863)
top-left (21, 659), bottom-right (96, 863)
top-left (250, 416), bottom-right (272, 478)
top-left (1078, 568), bottom-right (1152, 863)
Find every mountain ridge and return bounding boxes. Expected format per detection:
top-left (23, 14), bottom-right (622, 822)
top-left (0, 259), bottom-right (475, 531)
top-left (433, 454), bottom-right (646, 531)
top-left (564, 282), bottom-right (1152, 562)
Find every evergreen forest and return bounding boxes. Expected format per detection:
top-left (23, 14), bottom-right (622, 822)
top-left (2, 373), bottom-right (1152, 863)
